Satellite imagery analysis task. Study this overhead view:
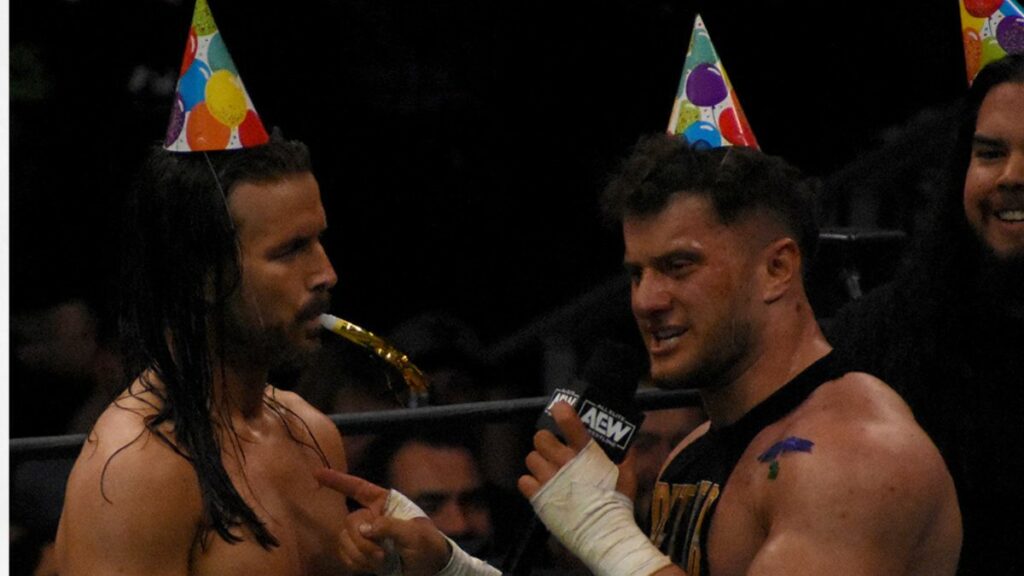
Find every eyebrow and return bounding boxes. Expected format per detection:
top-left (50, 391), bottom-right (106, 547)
top-left (972, 134), bottom-right (1006, 147)
top-left (623, 248), bottom-right (703, 269)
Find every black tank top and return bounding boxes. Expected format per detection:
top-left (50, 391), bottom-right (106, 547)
top-left (649, 352), bottom-right (844, 576)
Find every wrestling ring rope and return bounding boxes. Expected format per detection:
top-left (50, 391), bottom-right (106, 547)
top-left (9, 389), bottom-right (700, 462)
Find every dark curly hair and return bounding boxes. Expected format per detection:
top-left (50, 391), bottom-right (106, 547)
top-left (601, 135), bottom-right (821, 272)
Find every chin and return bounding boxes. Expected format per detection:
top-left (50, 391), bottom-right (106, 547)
top-left (649, 362), bottom-right (695, 390)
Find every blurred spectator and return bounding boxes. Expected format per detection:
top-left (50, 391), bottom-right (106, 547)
top-left (10, 298), bottom-right (124, 576)
top-left (388, 311), bottom-right (489, 406)
top-left (10, 298), bottom-right (124, 437)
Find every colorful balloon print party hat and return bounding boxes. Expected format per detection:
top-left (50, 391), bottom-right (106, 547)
top-left (164, 0), bottom-right (269, 151)
top-left (961, 0), bottom-right (1024, 84)
top-left (667, 15), bottom-right (758, 150)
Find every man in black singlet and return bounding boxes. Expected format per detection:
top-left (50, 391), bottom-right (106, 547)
top-left (314, 138), bottom-right (965, 576)
top-left (515, 137), bottom-right (963, 576)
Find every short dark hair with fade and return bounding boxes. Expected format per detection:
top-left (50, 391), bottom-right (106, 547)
top-left (601, 135), bottom-right (821, 270)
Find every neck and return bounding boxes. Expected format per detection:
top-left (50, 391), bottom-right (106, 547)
top-left (700, 300), bottom-right (831, 427)
top-left (210, 353), bottom-right (270, 421)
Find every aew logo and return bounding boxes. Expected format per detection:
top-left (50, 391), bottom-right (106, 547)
top-left (578, 400), bottom-right (636, 450)
top-left (544, 389), bottom-right (581, 411)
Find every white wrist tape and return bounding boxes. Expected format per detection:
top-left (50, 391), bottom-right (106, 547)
top-left (377, 489), bottom-right (428, 576)
top-left (380, 490), bottom-right (498, 576)
top-left (384, 489), bottom-right (428, 520)
top-left (530, 440), bottom-right (675, 576)
top-left (434, 536), bottom-right (501, 576)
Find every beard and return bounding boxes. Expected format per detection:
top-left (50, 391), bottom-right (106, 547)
top-left (974, 240), bottom-right (1024, 315)
top-left (220, 292), bottom-right (331, 379)
top-left (651, 308), bottom-right (754, 391)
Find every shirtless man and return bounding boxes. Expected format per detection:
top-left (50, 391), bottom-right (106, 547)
top-left (319, 138), bottom-right (962, 576)
top-left (55, 139), bottom-right (351, 575)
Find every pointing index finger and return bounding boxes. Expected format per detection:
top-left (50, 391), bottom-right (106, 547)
top-left (314, 469), bottom-right (389, 513)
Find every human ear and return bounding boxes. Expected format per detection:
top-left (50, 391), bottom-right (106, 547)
top-left (761, 237), bottom-right (800, 303)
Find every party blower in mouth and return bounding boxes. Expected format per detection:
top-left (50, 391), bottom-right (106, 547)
top-left (318, 313), bottom-right (429, 395)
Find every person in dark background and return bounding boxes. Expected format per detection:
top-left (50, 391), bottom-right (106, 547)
top-left (388, 311), bottom-right (490, 406)
top-left (827, 53), bottom-right (1024, 576)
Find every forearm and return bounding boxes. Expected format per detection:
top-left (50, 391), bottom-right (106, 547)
top-left (383, 489), bottom-right (499, 576)
top-left (529, 441), bottom-right (676, 576)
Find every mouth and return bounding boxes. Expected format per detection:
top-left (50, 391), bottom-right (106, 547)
top-left (298, 297), bottom-right (332, 326)
top-left (995, 209), bottom-right (1024, 223)
top-left (647, 326), bottom-right (686, 353)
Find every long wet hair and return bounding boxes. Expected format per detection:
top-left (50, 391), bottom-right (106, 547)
top-left (118, 137), bottom-right (316, 548)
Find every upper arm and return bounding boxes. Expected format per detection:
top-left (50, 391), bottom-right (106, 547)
top-left (747, 411), bottom-right (960, 575)
top-left (57, 426), bottom-right (202, 576)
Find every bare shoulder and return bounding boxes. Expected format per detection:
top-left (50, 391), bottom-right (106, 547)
top-left (265, 386), bottom-right (346, 471)
top-left (57, 379), bottom-right (202, 574)
top-left (775, 371), bottom-right (955, 506)
top-left (743, 371), bottom-right (961, 574)
top-left (73, 378), bottom-right (194, 485)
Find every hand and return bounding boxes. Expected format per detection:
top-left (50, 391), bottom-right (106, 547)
top-left (513, 403), bottom-right (676, 576)
top-left (315, 469), bottom-right (450, 576)
top-left (518, 401), bottom-right (634, 499)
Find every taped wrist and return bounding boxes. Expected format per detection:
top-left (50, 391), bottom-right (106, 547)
top-left (381, 490), bottom-right (498, 576)
top-left (529, 440), bottom-right (674, 576)
top-left (384, 489), bottom-right (428, 520)
top-left (434, 536), bottom-right (501, 576)
top-left (377, 489), bottom-right (428, 576)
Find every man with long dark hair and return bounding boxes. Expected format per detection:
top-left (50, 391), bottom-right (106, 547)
top-left (54, 137), bottom-right (352, 575)
top-left (828, 54), bottom-right (1024, 575)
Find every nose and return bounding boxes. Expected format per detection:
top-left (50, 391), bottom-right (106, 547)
top-left (998, 148), bottom-right (1024, 190)
top-left (631, 270), bottom-right (672, 318)
top-left (433, 500), bottom-right (471, 537)
top-left (310, 242), bottom-right (338, 292)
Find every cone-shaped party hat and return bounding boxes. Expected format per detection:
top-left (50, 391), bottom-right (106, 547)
top-left (961, 0), bottom-right (1024, 84)
top-left (164, 0), bottom-right (269, 151)
top-left (667, 15), bottom-right (758, 150)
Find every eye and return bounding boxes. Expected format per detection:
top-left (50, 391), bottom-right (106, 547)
top-left (271, 238), bottom-right (309, 261)
top-left (413, 494), bottom-right (446, 515)
top-left (973, 146), bottom-right (1004, 160)
top-left (666, 257), bottom-right (695, 277)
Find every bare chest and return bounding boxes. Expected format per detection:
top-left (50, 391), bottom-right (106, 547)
top-left (189, 440), bottom-right (347, 576)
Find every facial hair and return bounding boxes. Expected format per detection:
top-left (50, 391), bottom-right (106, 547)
top-left (651, 296), bottom-right (754, 391)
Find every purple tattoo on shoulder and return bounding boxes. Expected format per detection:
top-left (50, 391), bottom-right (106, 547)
top-left (757, 436), bottom-right (814, 480)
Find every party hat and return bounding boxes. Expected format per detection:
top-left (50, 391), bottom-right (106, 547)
top-left (667, 15), bottom-right (758, 150)
top-left (961, 0), bottom-right (1024, 84)
top-left (164, 0), bottom-right (269, 151)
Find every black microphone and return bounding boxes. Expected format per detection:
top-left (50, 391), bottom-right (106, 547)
top-left (536, 340), bottom-right (647, 463)
top-left (503, 339), bottom-right (647, 575)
